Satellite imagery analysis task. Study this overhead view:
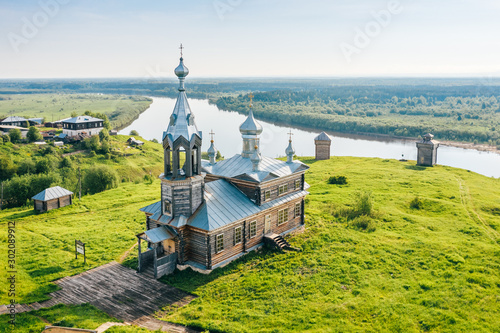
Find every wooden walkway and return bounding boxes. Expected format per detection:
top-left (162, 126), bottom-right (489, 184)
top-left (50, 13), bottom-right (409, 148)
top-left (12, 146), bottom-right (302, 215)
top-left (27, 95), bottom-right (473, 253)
top-left (0, 262), bottom-right (199, 332)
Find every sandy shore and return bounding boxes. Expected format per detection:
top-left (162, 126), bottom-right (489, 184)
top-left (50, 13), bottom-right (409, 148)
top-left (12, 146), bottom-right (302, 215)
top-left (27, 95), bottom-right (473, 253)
top-left (440, 140), bottom-right (500, 154)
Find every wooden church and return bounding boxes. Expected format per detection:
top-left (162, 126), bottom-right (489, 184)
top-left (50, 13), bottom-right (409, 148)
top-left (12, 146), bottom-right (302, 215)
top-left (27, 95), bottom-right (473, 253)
top-left (136, 51), bottom-right (309, 278)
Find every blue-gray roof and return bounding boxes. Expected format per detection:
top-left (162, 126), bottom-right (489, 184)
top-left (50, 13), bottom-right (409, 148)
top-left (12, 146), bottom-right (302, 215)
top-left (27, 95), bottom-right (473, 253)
top-left (202, 154), bottom-right (309, 183)
top-left (140, 179), bottom-right (309, 232)
top-left (144, 226), bottom-right (174, 243)
top-left (62, 116), bottom-right (103, 124)
top-left (163, 91), bottom-right (201, 145)
top-left (2, 116), bottom-right (27, 123)
top-left (314, 132), bottom-right (332, 141)
top-left (189, 179), bottom-right (262, 231)
top-left (32, 186), bottom-right (73, 201)
top-left (140, 201), bottom-right (161, 215)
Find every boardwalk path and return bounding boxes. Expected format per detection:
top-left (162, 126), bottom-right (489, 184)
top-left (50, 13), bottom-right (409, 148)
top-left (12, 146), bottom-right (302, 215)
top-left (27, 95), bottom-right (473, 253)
top-left (0, 262), bottom-right (199, 332)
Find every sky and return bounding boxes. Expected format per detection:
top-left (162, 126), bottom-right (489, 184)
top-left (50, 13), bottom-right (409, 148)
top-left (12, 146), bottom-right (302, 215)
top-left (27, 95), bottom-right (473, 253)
top-left (1, 0), bottom-right (500, 79)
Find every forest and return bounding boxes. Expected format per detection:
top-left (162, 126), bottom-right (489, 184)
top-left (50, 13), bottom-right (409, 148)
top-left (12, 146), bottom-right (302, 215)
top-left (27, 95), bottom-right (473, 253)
top-left (1, 78), bottom-right (500, 145)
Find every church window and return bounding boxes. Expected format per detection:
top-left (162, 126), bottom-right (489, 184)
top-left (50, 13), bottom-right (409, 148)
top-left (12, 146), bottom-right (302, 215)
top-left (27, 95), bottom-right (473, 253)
top-left (265, 190), bottom-right (271, 201)
top-left (216, 234), bottom-right (224, 253)
top-left (164, 200), bottom-right (171, 214)
top-left (278, 208), bottom-right (289, 225)
top-left (249, 221), bottom-right (257, 238)
top-left (278, 184), bottom-right (288, 196)
top-left (295, 203), bottom-right (301, 217)
top-left (234, 227), bottom-right (242, 245)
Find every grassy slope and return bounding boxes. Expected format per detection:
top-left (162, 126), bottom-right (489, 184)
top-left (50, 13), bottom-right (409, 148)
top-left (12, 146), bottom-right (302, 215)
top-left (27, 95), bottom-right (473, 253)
top-left (0, 157), bottom-right (499, 332)
top-left (0, 180), bottom-right (159, 304)
top-left (0, 94), bottom-right (151, 128)
top-left (160, 157), bottom-right (500, 332)
top-left (0, 304), bottom-right (117, 333)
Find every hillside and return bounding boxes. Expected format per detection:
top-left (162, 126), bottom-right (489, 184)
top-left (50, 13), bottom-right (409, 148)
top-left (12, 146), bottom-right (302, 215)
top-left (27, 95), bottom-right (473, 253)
top-left (161, 157), bottom-right (500, 332)
top-left (1, 157), bottom-right (499, 332)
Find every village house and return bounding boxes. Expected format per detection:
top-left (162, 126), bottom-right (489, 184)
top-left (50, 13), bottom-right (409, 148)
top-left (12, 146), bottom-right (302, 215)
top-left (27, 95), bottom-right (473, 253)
top-left (136, 52), bottom-right (309, 278)
top-left (61, 116), bottom-right (104, 137)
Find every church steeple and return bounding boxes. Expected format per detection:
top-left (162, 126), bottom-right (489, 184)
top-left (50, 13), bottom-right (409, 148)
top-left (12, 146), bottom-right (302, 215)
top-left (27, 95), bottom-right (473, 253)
top-left (208, 130), bottom-right (217, 165)
top-left (239, 93), bottom-right (263, 158)
top-left (163, 45), bottom-right (203, 178)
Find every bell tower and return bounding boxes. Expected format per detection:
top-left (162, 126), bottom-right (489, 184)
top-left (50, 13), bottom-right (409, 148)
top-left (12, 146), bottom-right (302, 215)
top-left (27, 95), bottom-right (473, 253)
top-left (161, 46), bottom-right (205, 218)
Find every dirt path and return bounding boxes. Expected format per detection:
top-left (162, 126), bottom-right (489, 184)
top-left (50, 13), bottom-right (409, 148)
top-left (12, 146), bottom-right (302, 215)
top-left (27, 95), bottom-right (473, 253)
top-left (456, 176), bottom-right (499, 244)
top-left (118, 242), bottom-right (137, 263)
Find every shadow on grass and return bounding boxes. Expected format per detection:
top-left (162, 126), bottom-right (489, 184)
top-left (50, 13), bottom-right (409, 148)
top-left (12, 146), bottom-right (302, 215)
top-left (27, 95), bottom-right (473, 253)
top-left (1, 210), bottom-right (36, 221)
top-left (28, 266), bottom-right (65, 278)
top-left (159, 246), bottom-right (277, 294)
top-left (405, 165), bottom-right (429, 171)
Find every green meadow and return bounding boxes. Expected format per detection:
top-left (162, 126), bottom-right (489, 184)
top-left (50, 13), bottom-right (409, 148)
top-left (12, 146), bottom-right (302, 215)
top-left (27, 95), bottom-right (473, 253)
top-left (0, 156), bottom-right (499, 332)
top-left (0, 94), bottom-right (152, 129)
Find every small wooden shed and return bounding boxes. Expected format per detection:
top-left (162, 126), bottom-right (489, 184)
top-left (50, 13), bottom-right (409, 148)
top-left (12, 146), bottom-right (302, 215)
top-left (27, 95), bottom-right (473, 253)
top-left (32, 186), bottom-right (73, 212)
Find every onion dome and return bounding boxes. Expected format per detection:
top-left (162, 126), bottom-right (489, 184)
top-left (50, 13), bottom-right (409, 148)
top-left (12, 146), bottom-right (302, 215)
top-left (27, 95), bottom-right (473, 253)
top-left (239, 108), bottom-right (263, 136)
top-left (285, 140), bottom-right (295, 164)
top-left (174, 57), bottom-right (189, 79)
top-left (208, 135), bottom-right (217, 165)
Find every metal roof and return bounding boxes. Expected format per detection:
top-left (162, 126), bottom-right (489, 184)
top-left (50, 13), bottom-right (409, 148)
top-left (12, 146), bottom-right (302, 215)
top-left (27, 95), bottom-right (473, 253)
top-left (140, 201), bottom-right (161, 215)
top-left (32, 186), bottom-right (73, 201)
top-left (314, 132), bottom-right (332, 141)
top-left (201, 154), bottom-right (309, 183)
top-left (188, 179), bottom-right (261, 231)
top-left (62, 116), bottom-right (103, 124)
top-left (239, 109), bottom-right (263, 135)
top-left (141, 179), bottom-right (309, 232)
top-left (2, 116), bottom-right (27, 123)
top-left (144, 226), bottom-right (174, 244)
top-left (163, 91), bottom-right (201, 145)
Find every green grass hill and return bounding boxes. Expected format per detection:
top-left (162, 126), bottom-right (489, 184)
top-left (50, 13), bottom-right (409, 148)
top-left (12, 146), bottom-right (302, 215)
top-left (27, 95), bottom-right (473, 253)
top-left (1, 156), bottom-right (499, 332)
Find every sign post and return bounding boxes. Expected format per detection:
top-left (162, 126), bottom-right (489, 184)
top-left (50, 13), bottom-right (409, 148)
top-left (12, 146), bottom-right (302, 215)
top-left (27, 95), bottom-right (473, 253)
top-left (75, 239), bottom-right (86, 265)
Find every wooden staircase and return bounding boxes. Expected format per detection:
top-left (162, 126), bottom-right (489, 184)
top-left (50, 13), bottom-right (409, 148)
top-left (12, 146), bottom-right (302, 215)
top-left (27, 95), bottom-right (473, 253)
top-left (264, 233), bottom-right (301, 252)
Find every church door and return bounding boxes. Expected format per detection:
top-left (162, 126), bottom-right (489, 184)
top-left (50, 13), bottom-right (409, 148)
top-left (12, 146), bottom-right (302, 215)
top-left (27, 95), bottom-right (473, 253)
top-left (264, 214), bottom-right (271, 234)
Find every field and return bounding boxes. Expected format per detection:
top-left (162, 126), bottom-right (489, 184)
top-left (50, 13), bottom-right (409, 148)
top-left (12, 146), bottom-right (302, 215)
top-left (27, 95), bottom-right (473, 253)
top-left (1, 157), bottom-right (499, 332)
top-left (0, 94), bottom-right (152, 129)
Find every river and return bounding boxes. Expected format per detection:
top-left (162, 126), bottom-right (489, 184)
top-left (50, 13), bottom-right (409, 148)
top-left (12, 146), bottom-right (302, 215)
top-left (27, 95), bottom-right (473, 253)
top-left (119, 97), bottom-right (500, 178)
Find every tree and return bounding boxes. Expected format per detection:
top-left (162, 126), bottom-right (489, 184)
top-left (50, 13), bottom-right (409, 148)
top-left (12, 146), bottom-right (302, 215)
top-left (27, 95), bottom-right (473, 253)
top-left (100, 140), bottom-right (111, 154)
top-left (83, 165), bottom-right (119, 194)
top-left (99, 128), bottom-right (109, 142)
top-left (71, 111), bottom-right (78, 117)
top-left (27, 126), bottom-right (43, 142)
top-left (0, 157), bottom-right (16, 181)
top-left (129, 130), bottom-right (139, 136)
top-left (8, 128), bottom-right (22, 143)
top-left (84, 136), bottom-right (100, 152)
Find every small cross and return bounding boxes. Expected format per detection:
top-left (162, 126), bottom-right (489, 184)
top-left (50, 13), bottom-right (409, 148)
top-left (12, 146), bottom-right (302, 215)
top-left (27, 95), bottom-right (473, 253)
top-left (209, 129), bottom-right (215, 142)
top-left (288, 129), bottom-right (294, 141)
top-left (179, 43), bottom-right (184, 57)
top-left (248, 93), bottom-right (254, 107)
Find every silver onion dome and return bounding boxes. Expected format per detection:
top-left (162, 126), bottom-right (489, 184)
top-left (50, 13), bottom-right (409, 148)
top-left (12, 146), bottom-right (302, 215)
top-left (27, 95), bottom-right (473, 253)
top-left (174, 57), bottom-right (189, 78)
top-left (239, 109), bottom-right (263, 136)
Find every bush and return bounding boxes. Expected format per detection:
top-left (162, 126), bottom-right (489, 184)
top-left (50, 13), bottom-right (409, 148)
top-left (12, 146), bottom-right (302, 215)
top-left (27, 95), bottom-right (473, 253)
top-left (335, 191), bottom-right (374, 220)
top-left (129, 130), bottom-right (139, 136)
top-left (0, 156), bottom-right (16, 181)
top-left (18, 159), bottom-right (36, 175)
top-left (83, 165), bottom-right (119, 194)
top-left (8, 128), bottom-right (22, 143)
top-left (84, 136), bottom-right (100, 152)
top-left (99, 128), bottom-right (110, 142)
top-left (151, 138), bottom-right (159, 143)
top-left (410, 196), bottom-right (423, 209)
top-left (349, 216), bottom-right (376, 232)
top-left (328, 175), bottom-right (347, 185)
top-left (2, 172), bottom-right (61, 207)
top-left (27, 126), bottom-right (43, 142)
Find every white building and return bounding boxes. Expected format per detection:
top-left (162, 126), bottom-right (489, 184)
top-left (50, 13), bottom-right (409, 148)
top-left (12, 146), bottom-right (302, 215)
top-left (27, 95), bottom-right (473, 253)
top-left (61, 116), bottom-right (104, 137)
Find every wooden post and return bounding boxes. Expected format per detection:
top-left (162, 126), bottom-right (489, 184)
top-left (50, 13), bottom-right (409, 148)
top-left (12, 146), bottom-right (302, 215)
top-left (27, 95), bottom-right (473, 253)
top-left (75, 239), bottom-right (78, 259)
top-left (206, 235), bottom-right (212, 269)
top-left (243, 221), bottom-right (247, 253)
top-left (137, 237), bottom-right (142, 272)
top-left (153, 244), bottom-right (158, 279)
